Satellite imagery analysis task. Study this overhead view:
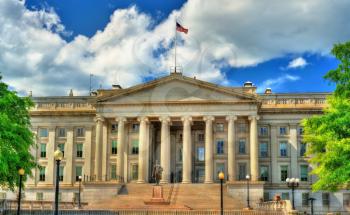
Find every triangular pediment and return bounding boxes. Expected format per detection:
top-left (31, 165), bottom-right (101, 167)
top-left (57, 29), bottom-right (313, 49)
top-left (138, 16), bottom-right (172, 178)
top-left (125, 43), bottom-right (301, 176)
top-left (97, 74), bottom-right (258, 104)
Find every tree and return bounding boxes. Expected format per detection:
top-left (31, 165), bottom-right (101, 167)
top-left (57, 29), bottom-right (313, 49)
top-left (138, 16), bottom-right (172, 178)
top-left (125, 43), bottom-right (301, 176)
top-left (303, 41), bottom-right (350, 192)
top-left (0, 75), bottom-right (36, 190)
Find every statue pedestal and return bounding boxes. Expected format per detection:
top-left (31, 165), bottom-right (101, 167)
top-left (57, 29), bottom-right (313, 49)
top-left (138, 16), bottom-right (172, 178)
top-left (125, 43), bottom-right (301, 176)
top-left (144, 185), bottom-right (170, 205)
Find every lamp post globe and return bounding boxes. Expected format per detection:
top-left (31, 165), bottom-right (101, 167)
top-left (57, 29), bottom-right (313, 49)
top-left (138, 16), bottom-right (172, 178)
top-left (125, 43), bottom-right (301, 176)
top-left (218, 172), bottom-right (224, 215)
top-left (17, 168), bottom-right (25, 215)
top-left (54, 148), bottom-right (63, 215)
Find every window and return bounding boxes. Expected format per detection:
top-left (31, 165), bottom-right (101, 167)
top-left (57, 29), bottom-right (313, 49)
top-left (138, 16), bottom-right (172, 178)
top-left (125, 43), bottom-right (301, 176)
top-left (179, 134), bottom-right (183, 142)
top-left (75, 166), bottom-right (82, 181)
top-left (259, 142), bottom-right (268, 157)
top-left (263, 192), bottom-right (270, 201)
top-left (132, 123), bottom-right (139, 132)
top-left (58, 128), bottom-right (66, 137)
top-left (216, 140), bottom-right (224, 154)
top-left (76, 127), bottom-right (85, 137)
top-left (238, 123), bottom-right (247, 133)
top-left (111, 164), bottom-right (116, 180)
top-left (280, 165), bottom-right (288, 181)
top-left (259, 126), bottom-right (268, 136)
top-left (282, 192), bottom-right (290, 200)
top-left (39, 167), bottom-right (45, 181)
top-left (260, 165), bottom-right (269, 181)
top-left (40, 144), bottom-right (46, 158)
top-left (178, 147), bottom-right (182, 162)
top-left (279, 142), bottom-right (288, 157)
top-left (131, 140), bottom-right (139, 154)
top-left (322, 193), bottom-right (330, 206)
top-left (300, 142), bottom-right (307, 157)
top-left (131, 164), bottom-right (138, 180)
top-left (36, 192), bottom-right (43, 201)
top-left (238, 139), bottom-right (246, 154)
top-left (216, 163), bottom-right (225, 180)
top-left (59, 166), bottom-right (64, 182)
top-left (198, 133), bottom-right (204, 142)
top-left (216, 123), bottom-right (224, 132)
top-left (76, 144), bottom-right (83, 158)
top-left (300, 165), bottom-right (308, 181)
top-left (279, 127), bottom-right (288, 135)
top-left (238, 163), bottom-right (247, 180)
top-left (111, 124), bottom-right (118, 134)
top-left (302, 193), bottom-right (309, 207)
top-left (39, 128), bottom-right (48, 137)
top-left (58, 143), bottom-right (65, 157)
top-left (111, 140), bottom-right (118, 155)
top-left (197, 147), bottom-right (205, 161)
top-left (298, 127), bottom-right (304, 135)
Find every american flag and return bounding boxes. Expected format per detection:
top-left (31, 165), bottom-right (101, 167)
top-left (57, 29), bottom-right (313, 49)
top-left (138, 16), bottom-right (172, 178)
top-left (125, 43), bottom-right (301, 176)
top-left (176, 22), bottom-right (188, 34)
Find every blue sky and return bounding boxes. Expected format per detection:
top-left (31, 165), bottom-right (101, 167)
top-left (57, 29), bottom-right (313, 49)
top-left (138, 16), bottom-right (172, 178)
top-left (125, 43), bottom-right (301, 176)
top-left (1, 0), bottom-right (348, 96)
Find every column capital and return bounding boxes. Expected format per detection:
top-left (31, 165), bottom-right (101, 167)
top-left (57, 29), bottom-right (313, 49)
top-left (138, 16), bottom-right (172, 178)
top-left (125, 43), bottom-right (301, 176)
top-left (115, 116), bottom-right (127, 123)
top-left (94, 114), bottom-right (105, 123)
top-left (181, 116), bottom-right (192, 123)
top-left (203, 116), bottom-right (215, 122)
top-left (248, 115), bottom-right (260, 121)
top-left (159, 116), bottom-right (171, 123)
top-left (137, 116), bottom-right (149, 123)
top-left (226, 115), bottom-right (237, 122)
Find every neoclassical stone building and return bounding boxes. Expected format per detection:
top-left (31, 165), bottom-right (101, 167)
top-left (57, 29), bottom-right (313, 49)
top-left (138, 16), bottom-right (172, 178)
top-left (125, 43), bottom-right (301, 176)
top-left (3, 72), bottom-right (349, 211)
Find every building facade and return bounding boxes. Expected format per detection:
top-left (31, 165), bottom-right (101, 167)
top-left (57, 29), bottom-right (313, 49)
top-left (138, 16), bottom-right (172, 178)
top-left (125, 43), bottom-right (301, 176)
top-left (2, 73), bottom-right (349, 212)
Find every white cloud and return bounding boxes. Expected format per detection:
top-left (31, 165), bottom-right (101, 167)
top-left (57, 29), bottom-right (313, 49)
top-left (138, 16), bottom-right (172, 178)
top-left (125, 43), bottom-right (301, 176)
top-left (257, 74), bottom-right (300, 93)
top-left (287, 57), bottom-right (308, 69)
top-left (1, 0), bottom-right (350, 96)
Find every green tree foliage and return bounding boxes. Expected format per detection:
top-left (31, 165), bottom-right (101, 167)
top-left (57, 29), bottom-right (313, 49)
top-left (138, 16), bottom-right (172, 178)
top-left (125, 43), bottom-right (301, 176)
top-left (303, 41), bottom-right (350, 192)
top-left (0, 75), bottom-right (36, 190)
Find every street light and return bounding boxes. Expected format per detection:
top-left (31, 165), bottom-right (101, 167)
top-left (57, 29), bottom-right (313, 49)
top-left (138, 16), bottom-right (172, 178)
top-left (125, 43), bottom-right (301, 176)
top-left (78, 175), bottom-right (82, 209)
top-left (308, 197), bottom-right (315, 215)
top-left (17, 168), bottom-right (25, 215)
top-left (54, 149), bottom-right (63, 215)
top-left (286, 178), bottom-right (299, 210)
top-left (218, 172), bottom-right (225, 215)
top-left (246, 174), bottom-right (251, 209)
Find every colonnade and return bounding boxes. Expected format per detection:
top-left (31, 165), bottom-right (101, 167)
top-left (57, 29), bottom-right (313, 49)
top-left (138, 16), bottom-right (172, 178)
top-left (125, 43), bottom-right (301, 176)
top-left (94, 115), bottom-right (260, 183)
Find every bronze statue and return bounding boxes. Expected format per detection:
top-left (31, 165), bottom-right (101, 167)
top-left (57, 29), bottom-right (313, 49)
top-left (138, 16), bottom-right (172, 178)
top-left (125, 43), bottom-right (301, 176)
top-left (152, 161), bottom-right (163, 185)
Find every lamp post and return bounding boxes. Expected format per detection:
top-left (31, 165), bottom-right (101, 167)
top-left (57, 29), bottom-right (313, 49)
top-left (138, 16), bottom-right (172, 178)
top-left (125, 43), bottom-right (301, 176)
top-left (54, 149), bottom-right (63, 215)
top-left (17, 168), bottom-right (25, 215)
top-left (218, 172), bottom-right (224, 215)
top-left (78, 175), bottom-right (82, 209)
top-left (308, 197), bottom-right (315, 215)
top-left (246, 174), bottom-right (251, 209)
top-left (286, 178), bottom-right (299, 210)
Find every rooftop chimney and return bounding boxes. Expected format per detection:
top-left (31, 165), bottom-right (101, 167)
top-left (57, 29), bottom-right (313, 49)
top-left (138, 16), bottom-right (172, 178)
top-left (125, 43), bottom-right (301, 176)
top-left (112, 84), bottom-right (122, 89)
top-left (265, 88), bottom-right (272, 94)
top-left (243, 81), bottom-right (253, 87)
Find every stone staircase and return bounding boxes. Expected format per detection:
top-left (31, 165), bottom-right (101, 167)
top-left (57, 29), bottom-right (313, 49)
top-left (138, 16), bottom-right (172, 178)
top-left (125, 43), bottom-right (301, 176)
top-left (88, 183), bottom-right (245, 210)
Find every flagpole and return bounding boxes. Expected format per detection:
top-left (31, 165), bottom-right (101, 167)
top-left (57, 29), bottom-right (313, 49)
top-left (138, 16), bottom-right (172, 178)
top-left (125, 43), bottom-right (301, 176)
top-left (174, 18), bottom-right (177, 73)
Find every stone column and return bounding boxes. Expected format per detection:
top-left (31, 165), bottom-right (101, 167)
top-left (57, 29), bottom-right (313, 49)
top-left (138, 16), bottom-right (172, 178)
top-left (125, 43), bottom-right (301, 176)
top-left (47, 127), bottom-right (56, 185)
top-left (137, 116), bottom-right (148, 183)
top-left (181, 116), bottom-right (192, 183)
top-left (116, 117), bottom-right (127, 183)
top-left (65, 127), bottom-right (74, 184)
top-left (94, 115), bottom-right (104, 181)
top-left (270, 125), bottom-right (278, 183)
top-left (101, 123), bottom-right (108, 181)
top-left (203, 116), bottom-right (214, 183)
top-left (84, 126), bottom-right (93, 179)
top-left (226, 115), bottom-right (237, 182)
top-left (249, 116), bottom-right (259, 181)
top-left (290, 124), bottom-right (298, 178)
top-left (160, 116), bottom-right (171, 183)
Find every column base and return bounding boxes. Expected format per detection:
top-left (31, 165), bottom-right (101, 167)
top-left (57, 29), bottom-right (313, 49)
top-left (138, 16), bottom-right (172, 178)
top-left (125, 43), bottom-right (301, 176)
top-left (137, 180), bottom-right (145, 184)
top-left (160, 180), bottom-right (169, 184)
top-left (204, 180), bottom-right (213, 184)
top-left (181, 180), bottom-right (191, 184)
